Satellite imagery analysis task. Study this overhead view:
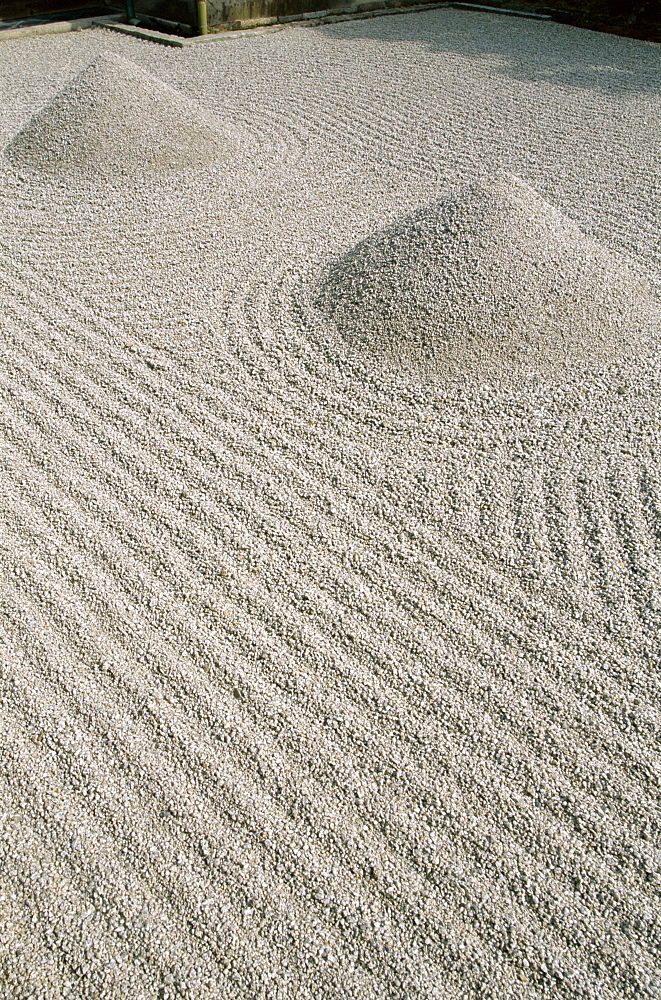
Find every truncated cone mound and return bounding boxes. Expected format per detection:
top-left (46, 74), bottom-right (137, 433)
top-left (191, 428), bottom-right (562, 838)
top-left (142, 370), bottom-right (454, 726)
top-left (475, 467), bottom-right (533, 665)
top-left (5, 52), bottom-right (231, 175)
top-left (316, 171), bottom-right (660, 371)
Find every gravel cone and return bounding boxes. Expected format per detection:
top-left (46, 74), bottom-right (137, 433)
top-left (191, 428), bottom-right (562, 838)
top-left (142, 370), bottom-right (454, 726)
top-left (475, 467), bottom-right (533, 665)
top-left (5, 52), bottom-right (231, 176)
top-left (316, 171), bottom-right (660, 372)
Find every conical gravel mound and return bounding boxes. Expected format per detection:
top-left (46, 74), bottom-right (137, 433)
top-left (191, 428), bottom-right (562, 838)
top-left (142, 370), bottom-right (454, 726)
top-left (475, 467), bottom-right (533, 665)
top-left (5, 52), bottom-right (231, 176)
top-left (315, 172), bottom-right (659, 371)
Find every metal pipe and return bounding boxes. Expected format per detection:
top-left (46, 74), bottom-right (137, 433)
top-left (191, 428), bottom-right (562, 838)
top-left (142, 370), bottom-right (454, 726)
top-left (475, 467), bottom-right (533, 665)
top-left (196, 0), bottom-right (207, 33)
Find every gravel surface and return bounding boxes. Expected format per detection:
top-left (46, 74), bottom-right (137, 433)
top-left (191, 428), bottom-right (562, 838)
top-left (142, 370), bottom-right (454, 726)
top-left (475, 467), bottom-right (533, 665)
top-left (0, 10), bottom-right (660, 1000)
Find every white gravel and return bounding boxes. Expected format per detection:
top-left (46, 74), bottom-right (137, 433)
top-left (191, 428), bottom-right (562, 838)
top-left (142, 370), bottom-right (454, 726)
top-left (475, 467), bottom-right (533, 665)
top-left (0, 11), bottom-right (660, 1000)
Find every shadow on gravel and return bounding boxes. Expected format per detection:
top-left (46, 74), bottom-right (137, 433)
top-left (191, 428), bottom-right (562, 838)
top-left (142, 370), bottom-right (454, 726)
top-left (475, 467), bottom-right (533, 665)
top-left (322, 9), bottom-right (661, 96)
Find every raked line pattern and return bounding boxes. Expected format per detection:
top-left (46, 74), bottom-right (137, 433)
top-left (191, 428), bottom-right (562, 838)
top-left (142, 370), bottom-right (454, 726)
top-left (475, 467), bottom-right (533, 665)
top-left (0, 255), bottom-right (660, 1000)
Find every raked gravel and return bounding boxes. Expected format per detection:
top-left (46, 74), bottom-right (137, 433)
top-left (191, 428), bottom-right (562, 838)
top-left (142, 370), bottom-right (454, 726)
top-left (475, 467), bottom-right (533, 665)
top-left (0, 10), bottom-right (660, 1000)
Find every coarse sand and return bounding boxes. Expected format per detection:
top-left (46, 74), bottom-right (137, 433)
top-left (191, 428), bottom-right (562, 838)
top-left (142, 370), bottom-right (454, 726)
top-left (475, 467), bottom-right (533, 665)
top-left (0, 10), bottom-right (659, 1000)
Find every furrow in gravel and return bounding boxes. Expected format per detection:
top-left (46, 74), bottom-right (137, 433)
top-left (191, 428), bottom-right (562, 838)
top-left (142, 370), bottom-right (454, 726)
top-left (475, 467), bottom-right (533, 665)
top-left (1, 628), bottom-right (501, 998)
top-left (2, 462), bottom-right (656, 984)
top-left (2, 382), bottom-right (656, 828)
top-left (2, 352), bottom-right (656, 812)
top-left (0, 640), bottom-right (644, 1000)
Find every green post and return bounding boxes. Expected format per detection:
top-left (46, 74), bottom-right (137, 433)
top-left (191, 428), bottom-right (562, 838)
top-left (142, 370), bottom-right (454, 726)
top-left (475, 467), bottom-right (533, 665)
top-left (197, 0), bottom-right (208, 33)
